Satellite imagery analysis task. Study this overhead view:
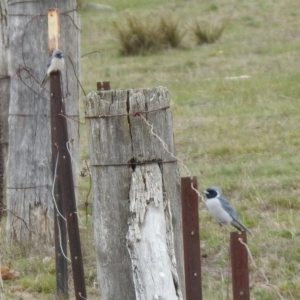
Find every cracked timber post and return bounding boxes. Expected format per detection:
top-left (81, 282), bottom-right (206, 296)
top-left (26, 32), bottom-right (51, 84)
top-left (86, 87), bottom-right (185, 300)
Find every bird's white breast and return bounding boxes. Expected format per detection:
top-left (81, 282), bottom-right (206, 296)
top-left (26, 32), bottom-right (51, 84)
top-left (47, 57), bottom-right (65, 75)
top-left (206, 197), bottom-right (232, 225)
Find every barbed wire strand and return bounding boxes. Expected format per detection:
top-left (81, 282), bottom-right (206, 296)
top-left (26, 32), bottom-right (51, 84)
top-left (56, 217), bottom-right (71, 263)
top-left (45, 196), bottom-right (70, 264)
top-left (81, 50), bottom-right (101, 58)
top-left (68, 55), bottom-right (87, 97)
top-left (58, 112), bottom-right (86, 126)
top-left (66, 140), bottom-right (81, 175)
top-left (50, 150), bottom-right (72, 263)
top-left (7, 0), bottom-right (38, 6)
top-left (78, 292), bottom-right (88, 299)
top-left (52, 151), bottom-right (66, 221)
top-left (83, 160), bottom-right (92, 206)
top-left (79, 161), bottom-right (92, 226)
top-left (60, 112), bottom-right (80, 138)
top-left (139, 113), bottom-right (206, 203)
top-left (61, 12), bottom-right (81, 31)
top-left (16, 67), bottom-right (49, 101)
top-left (3, 209), bottom-right (34, 232)
top-left (238, 238), bottom-right (284, 300)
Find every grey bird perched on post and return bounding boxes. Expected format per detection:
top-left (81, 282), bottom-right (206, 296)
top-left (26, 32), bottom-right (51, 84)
top-left (203, 186), bottom-right (251, 234)
top-left (40, 49), bottom-right (65, 88)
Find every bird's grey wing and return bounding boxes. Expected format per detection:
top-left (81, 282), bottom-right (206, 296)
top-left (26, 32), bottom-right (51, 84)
top-left (40, 56), bottom-right (53, 88)
top-left (218, 195), bottom-right (239, 220)
top-left (219, 195), bottom-right (251, 234)
top-left (46, 56), bottom-right (52, 69)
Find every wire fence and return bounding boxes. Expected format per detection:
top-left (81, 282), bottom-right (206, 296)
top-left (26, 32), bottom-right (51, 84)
top-left (0, 4), bottom-right (286, 299)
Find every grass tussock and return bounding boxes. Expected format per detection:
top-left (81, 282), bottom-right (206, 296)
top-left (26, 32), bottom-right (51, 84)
top-left (114, 14), bottom-right (185, 55)
top-left (113, 14), bottom-right (163, 55)
top-left (114, 14), bottom-right (226, 55)
top-left (158, 16), bottom-right (185, 48)
top-left (192, 19), bottom-right (227, 44)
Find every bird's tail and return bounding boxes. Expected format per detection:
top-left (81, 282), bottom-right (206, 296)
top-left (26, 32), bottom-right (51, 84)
top-left (40, 74), bottom-right (49, 89)
top-left (231, 218), bottom-right (252, 235)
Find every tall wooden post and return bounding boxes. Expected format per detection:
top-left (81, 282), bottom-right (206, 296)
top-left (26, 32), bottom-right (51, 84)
top-left (86, 87), bottom-right (185, 299)
top-left (0, 0), bottom-right (9, 220)
top-left (6, 0), bottom-right (79, 244)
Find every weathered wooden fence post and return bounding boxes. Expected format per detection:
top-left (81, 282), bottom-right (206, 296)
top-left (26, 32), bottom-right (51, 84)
top-left (0, 0), bottom-right (9, 220)
top-left (86, 87), bottom-right (185, 299)
top-left (6, 0), bottom-right (79, 244)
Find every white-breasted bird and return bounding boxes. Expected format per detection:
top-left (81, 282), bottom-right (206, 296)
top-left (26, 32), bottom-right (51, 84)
top-left (203, 186), bottom-right (251, 234)
top-left (40, 49), bottom-right (65, 88)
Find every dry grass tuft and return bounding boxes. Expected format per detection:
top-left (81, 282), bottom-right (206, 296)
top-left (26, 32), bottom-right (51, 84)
top-left (113, 14), bottom-right (162, 55)
top-left (114, 14), bottom-right (184, 55)
top-left (158, 16), bottom-right (185, 48)
top-left (192, 19), bottom-right (227, 44)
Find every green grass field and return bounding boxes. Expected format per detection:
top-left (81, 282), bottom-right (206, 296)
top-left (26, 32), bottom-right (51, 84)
top-left (2, 0), bottom-right (300, 298)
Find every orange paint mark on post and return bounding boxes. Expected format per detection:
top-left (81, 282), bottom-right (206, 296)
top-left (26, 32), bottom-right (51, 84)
top-left (48, 8), bottom-right (61, 52)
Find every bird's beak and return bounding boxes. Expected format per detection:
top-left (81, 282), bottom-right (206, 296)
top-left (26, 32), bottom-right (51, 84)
top-left (203, 191), bottom-right (208, 195)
